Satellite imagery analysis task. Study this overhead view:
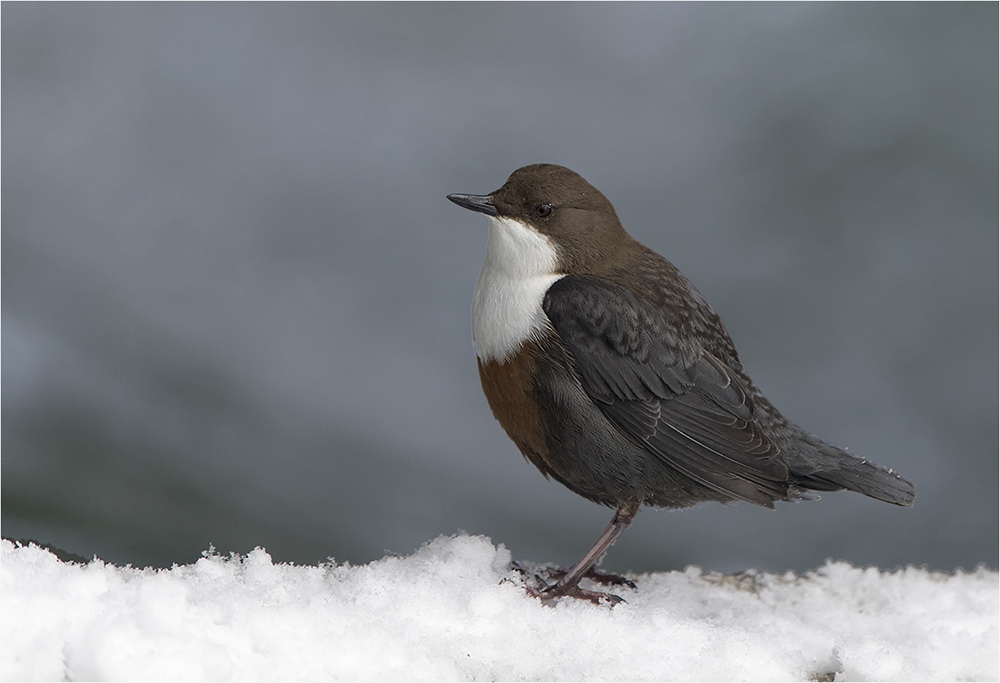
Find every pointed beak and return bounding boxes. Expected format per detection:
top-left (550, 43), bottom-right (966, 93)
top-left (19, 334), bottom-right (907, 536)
top-left (446, 193), bottom-right (498, 217)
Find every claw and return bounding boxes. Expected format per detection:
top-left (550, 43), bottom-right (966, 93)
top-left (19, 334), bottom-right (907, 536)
top-left (545, 565), bottom-right (636, 590)
top-left (511, 560), bottom-right (633, 606)
top-left (527, 582), bottom-right (626, 606)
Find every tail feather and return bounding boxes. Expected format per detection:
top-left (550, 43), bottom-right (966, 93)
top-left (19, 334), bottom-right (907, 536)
top-left (782, 426), bottom-right (915, 507)
top-left (795, 458), bottom-right (915, 506)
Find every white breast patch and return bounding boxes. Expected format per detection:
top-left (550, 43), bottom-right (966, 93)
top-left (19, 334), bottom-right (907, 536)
top-left (471, 216), bottom-right (563, 363)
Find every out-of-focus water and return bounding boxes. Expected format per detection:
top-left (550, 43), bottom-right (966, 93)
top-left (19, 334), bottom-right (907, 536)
top-left (3, 3), bottom-right (996, 573)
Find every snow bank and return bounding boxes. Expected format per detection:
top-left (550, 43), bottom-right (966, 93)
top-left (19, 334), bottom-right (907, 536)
top-left (2, 536), bottom-right (996, 682)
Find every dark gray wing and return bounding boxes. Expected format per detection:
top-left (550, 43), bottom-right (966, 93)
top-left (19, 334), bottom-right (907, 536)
top-left (543, 275), bottom-right (788, 508)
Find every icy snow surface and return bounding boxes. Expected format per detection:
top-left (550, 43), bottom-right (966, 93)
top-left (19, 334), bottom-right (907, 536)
top-left (2, 535), bottom-right (996, 682)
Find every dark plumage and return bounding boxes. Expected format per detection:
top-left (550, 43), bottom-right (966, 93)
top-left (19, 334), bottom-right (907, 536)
top-left (448, 164), bottom-right (914, 603)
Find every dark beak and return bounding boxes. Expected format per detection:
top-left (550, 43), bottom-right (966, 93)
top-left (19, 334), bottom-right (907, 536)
top-left (446, 193), bottom-right (498, 217)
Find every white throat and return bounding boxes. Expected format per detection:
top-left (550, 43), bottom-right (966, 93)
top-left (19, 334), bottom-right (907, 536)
top-left (472, 215), bottom-right (563, 363)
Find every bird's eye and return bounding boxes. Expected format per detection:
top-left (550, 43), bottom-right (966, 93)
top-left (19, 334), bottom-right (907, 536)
top-left (535, 204), bottom-right (553, 218)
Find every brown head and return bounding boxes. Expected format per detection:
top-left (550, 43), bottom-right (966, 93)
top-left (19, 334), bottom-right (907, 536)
top-left (448, 164), bottom-right (633, 274)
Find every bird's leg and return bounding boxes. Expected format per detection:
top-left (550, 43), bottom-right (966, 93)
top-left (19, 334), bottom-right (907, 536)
top-left (529, 502), bottom-right (639, 605)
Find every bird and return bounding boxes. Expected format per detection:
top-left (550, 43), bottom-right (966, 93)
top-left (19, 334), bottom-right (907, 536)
top-left (447, 164), bottom-right (914, 604)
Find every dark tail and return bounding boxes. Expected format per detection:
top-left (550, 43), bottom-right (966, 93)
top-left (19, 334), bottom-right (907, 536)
top-left (782, 426), bottom-right (915, 507)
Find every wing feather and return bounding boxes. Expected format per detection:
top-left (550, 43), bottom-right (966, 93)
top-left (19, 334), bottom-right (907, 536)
top-left (543, 275), bottom-right (788, 507)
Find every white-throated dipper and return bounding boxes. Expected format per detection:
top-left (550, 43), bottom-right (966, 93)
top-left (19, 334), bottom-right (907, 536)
top-left (447, 164), bottom-right (914, 604)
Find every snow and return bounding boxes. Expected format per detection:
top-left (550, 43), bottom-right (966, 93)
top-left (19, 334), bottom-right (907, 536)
top-left (2, 535), bottom-right (996, 682)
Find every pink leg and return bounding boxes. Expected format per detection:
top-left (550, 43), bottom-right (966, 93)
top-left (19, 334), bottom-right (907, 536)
top-left (530, 502), bottom-right (639, 605)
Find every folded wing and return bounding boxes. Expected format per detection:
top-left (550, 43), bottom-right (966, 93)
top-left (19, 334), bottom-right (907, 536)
top-left (543, 275), bottom-right (789, 508)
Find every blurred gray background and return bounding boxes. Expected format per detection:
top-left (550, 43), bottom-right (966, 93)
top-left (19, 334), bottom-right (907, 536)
top-left (3, 3), bottom-right (997, 575)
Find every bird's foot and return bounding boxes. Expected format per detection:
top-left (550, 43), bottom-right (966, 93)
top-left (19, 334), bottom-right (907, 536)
top-left (510, 560), bottom-right (633, 605)
top-left (544, 565), bottom-right (636, 590)
top-left (527, 582), bottom-right (626, 606)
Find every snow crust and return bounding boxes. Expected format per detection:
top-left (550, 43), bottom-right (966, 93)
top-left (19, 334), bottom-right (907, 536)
top-left (2, 535), bottom-right (996, 681)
